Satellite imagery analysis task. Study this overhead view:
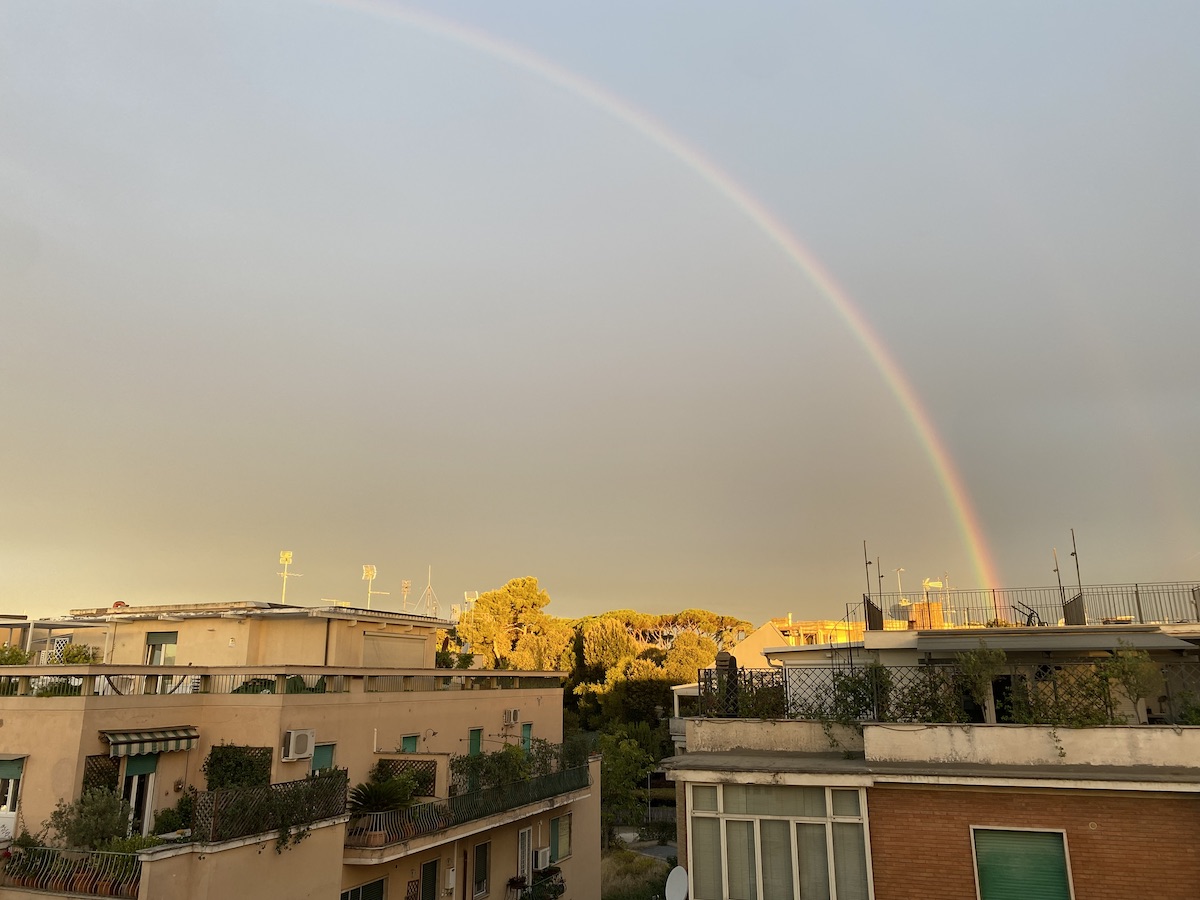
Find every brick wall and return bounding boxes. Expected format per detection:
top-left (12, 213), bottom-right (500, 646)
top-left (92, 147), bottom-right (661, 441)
top-left (867, 784), bottom-right (1200, 900)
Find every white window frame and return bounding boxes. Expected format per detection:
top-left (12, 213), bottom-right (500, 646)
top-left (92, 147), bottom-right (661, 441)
top-left (550, 812), bottom-right (572, 862)
top-left (970, 825), bottom-right (1076, 900)
top-left (473, 840), bottom-right (490, 897)
top-left (686, 782), bottom-right (875, 900)
top-left (340, 877), bottom-right (387, 900)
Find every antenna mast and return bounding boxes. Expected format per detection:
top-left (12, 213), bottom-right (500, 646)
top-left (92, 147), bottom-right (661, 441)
top-left (278, 551), bottom-right (302, 604)
top-left (419, 566), bottom-right (440, 617)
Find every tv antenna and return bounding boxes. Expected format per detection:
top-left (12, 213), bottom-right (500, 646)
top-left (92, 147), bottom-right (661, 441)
top-left (419, 566), bottom-right (440, 617)
top-left (278, 551), bottom-right (303, 604)
top-left (401, 580), bottom-right (413, 611)
top-left (362, 565), bottom-right (389, 610)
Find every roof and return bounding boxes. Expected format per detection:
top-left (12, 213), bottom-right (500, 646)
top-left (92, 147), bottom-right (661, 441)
top-left (915, 627), bottom-right (1196, 653)
top-left (64, 602), bottom-right (451, 628)
top-left (661, 749), bottom-right (1200, 789)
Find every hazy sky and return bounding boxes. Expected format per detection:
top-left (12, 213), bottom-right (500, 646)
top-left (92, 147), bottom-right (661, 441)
top-left (2, 1), bottom-right (1198, 624)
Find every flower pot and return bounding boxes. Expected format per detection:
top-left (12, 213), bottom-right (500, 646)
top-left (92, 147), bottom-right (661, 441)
top-left (365, 830), bottom-right (387, 847)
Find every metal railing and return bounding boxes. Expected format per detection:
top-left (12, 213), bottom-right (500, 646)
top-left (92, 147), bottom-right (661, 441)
top-left (699, 661), bottom-right (1200, 726)
top-left (856, 581), bottom-right (1200, 629)
top-left (0, 846), bottom-right (141, 898)
top-left (346, 765), bottom-right (589, 847)
top-left (0, 666), bottom-right (563, 699)
top-left (192, 769), bottom-right (348, 844)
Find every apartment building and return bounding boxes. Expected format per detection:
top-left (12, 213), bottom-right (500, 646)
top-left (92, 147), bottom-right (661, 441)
top-left (0, 602), bottom-right (600, 900)
top-left (665, 602), bottom-right (1200, 900)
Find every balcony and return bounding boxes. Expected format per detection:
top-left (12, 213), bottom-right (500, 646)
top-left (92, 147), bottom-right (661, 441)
top-left (697, 659), bottom-right (1200, 726)
top-left (345, 765), bottom-right (589, 850)
top-left (0, 846), bottom-right (141, 898)
top-left (0, 665), bottom-right (563, 701)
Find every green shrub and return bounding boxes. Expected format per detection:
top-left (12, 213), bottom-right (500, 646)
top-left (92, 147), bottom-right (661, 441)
top-left (45, 789), bottom-right (131, 849)
top-left (0, 645), bottom-right (31, 665)
top-left (202, 745), bottom-right (272, 790)
top-left (55, 644), bottom-right (101, 665)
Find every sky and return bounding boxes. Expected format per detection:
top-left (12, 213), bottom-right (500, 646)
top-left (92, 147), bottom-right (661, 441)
top-left (2, 1), bottom-right (1198, 625)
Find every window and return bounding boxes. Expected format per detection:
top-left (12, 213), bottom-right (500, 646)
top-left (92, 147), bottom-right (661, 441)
top-left (550, 814), bottom-right (571, 862)
top-left (687, 783), bottom-right (872, 900)
top-left (521, 723), bottom-right (533, 752)
top-left (341, 878), bottom-right (386, 900)
top-left (469, 728), bottom-right (483, 756)
top-left (421, 860), bottom-right (438, 900)
top-left (401, 735), bottom-right (418, 753)
top-left (973, 828), bottom-right (1073, 900)
top-left (473, 841), bottom-right (490, 896)
top-left (122, 754), bottom-right (157, 836)
top-left (145, 632), bottom-right (177, 666)
top-left (311, 743), bottom-right (335, 773)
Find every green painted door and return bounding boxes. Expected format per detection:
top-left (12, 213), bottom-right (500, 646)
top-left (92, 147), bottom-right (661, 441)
top-left (521, 723), bottom-right (533, 751)
top-left (975, 829), bottom-right (1071, 900)
top-left (469, 728), bottom-right (482, 756)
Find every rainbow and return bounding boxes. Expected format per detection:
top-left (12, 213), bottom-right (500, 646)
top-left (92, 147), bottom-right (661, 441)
top-left (321, 0), bottom-right (1002, 590)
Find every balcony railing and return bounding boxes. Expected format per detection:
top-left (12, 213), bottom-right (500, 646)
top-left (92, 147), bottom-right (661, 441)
top-left (699, 661), bottom-right (1200, 726)
top-left (0, 846), bottom-right (141, 898)
top-left (345, 765), bottom-right (590, 847)
top-left (855, 580), bottom-right (1200, 629)
top-left (0, 666), bottom-right (563, 700)
top-left (191, 769), bottom-right (348, 844)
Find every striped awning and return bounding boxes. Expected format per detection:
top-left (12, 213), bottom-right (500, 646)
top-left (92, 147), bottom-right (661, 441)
top-left (101, 726), bottom-right (199, 757)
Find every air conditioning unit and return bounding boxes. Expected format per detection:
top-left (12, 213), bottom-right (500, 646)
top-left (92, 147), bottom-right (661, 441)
top-left (503, 707), bottom-right (521, 726)
top-left (282, 729), bottom-right (315, 761)
top-left (533, 847), bottom-right (552, 870)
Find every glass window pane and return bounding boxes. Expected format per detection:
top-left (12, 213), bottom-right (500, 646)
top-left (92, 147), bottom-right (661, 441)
top-left (726, 820), bottom-right (758, 900)
top-left (796, 823), bottom-right (830, 900)
top-left (724, 784), bottom-right (825, 817)
top-left (760, 819), bottom-right (794, 900)
top-left (692, 784), bottom-right (718, 812)
top-left (690, 816), bottom-right (723, 900)
top-left (831, 789), bottom-right (860, 817)
top-left (474, 842), bottom-right (489, 896)
top-left (832, 822), bottom-right (870, 900)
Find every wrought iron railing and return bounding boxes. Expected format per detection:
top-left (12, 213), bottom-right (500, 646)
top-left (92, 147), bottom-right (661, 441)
top-left (855, 581), bottom-right (1200, 629)
top-left (0, 666), bottom-right (562, 699)
top-left (191, 769), bottom-right (348, 843)
top-left (345, 766), bottom-right (589, 847)
top-left (699, 661), bottom-right (1200, 726)
top-left (0, 846), bottom-right (141, 897)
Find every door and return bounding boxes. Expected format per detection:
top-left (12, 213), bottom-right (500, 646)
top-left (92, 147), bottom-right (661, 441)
top-left (122, 754), bottom-right (157, 836)
top-left (518, 827), bottom-right (532, 884)
top-left (420, 859), bottom-right (438, 900)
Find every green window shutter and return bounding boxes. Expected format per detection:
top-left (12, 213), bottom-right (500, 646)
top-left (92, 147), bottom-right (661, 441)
top-left (146, 632), bottom-right (177, 645)
top-left (0, 758), bottom-right (23, 780)
top-left (124, 753), bottom-right (158, 777)
top-left (421, 860), bottom-right (438, 900)
top-left (975, 829), bottom-right (1071, 900)
top-left (521, 723), bottom-right (532, 751)
top-left (469, 728), bottom-right (482, 756)
top-left (361, 879), bottom-right (385, 900)
top-left (402, 735), bottom-right (418, 753)
top-left (550, 817), bottom-right (560, 861)
top-left (311, 744), bottom-right (335, 772)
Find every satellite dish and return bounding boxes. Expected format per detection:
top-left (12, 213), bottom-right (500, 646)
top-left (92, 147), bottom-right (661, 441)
top-left (665, 866), bottom-right (688, 900)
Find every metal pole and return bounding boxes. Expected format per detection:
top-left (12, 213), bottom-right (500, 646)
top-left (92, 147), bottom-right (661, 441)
top-left (863, 541), bottom-right (872, 602)
top-left (1134, 584), bottom-right (1144, 624)
top-left (877, 558), bottom-right (884, 602)
top-left (1052, 548), bottom-right (1065, 604)
top-left (1070, 528), bottom-right (1084, 604)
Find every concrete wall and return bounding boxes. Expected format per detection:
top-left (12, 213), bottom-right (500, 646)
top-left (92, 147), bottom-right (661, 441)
top-left (139, 819), bottom-right (347, 900)
top-left (686, 718), bottom-right (862, 753)
top-left (867, 784), bottom-right (1200, 900)
top-left (105, 617), bottom-right (439, 668)
top-left (864, 722), bottom-right (1200, 768)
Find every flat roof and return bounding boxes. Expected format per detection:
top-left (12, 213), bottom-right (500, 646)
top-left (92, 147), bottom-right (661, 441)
top-left (662, 749), bottom-right (1200, 787)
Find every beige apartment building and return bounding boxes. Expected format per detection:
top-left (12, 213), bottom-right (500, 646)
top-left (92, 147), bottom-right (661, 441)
top-left (0, 602), bottom-right (601, 900)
